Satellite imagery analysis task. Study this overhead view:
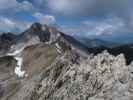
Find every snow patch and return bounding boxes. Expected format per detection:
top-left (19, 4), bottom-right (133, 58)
top-left (57, 33), bottom-right (61, 37)
top-left (14, 56), bottom-right (25, 77)
top-left (55, 43), bottom-right (62, 53)
top-left (42, 25), bottom-right (46, 31)
top-left (7, 47), bottom-right (27, 78)
top-left (7, 47), bottom-right (24, 56)
top-left (55, 43), bottom-right (61, 49)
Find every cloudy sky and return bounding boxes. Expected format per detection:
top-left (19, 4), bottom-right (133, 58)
top-left (0, 0), bottom-right (133, 42)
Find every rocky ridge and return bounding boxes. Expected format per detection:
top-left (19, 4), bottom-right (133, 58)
top-left (0, 23), bottom-right (133, 100)
top-left (2, 50), bottom-right (133, 100)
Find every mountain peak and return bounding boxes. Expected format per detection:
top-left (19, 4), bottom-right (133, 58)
top-left (29, 23), bottom-right (47, 32)
top-left (31, 22), bottom-right (42, 30)
top-left (22, 23), bottom-right (64, 44)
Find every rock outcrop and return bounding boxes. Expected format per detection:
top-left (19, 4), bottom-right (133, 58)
top-left (1, 49), bottom-right (133, 100)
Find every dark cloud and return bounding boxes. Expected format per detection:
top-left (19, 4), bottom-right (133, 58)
top-left (46, 0), bottom-right (133, 36)
top-left (16, 0), bottom-right (133, 21)
top-left (47, 0), bottom-right (132, 17)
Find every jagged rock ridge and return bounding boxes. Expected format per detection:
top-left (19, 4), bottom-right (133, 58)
top-left (3, 50), bottom-right (133, 100)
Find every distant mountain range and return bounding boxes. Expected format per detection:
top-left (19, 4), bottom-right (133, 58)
top-left (71, 36), bottom-right (133, 64)
top-left (76, 37), bottom-right (121, 48)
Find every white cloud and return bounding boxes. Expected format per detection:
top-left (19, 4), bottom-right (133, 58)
top-left (18, 1), bottom-right (35, 12)
top-left (0, 0), bottom-right (35, 33)
top-left (60, 16), bottom-right (129, 37)
top-left (0, 17), bottom-right (31, 33)
top-left (34, 13), bottom-right (56, 25)
top-left (0, 17), bottom-right (16, 32)
top-left (0, 0), bottom-right (35, 14)
top-left (60, 26), bottom-right (82, 36)
top-left (89, 17), bottom-right (126, 36)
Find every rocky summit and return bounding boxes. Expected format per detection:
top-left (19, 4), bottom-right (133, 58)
top-left (0, 23), bottom-right (133, 100)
